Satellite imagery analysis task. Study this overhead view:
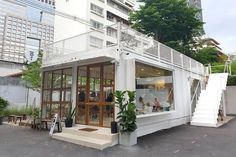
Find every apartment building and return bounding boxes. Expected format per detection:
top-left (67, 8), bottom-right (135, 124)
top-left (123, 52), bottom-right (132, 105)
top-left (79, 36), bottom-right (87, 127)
top-left (54, 0), bottom-right (135, 49)
top-left (188, 0), bottom-right (203, 21)
top-left (0, 0), bottom-right (55, 76)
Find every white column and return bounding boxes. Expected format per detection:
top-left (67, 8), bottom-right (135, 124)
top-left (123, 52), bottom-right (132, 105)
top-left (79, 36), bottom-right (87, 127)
top-left (114, 58), bottom-right (136, 120)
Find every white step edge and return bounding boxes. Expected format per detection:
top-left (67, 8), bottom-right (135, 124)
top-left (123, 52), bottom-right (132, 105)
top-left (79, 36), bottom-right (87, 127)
top-left (52, 133), bottom-right (112, 150)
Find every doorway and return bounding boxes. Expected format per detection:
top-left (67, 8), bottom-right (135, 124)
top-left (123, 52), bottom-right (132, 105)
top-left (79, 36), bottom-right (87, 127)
top-left (76, 63), bottom-right (115, 127)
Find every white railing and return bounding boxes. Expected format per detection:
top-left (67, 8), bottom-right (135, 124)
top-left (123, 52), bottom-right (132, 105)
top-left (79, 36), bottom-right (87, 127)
top-left (120, 24), bottom-right (205, 75)
top-left (43, 23), bottom-right (205, 75)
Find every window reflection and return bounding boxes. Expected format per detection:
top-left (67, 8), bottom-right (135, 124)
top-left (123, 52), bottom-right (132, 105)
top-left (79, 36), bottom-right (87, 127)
top-left (136, 62), bottom-right (174, 115)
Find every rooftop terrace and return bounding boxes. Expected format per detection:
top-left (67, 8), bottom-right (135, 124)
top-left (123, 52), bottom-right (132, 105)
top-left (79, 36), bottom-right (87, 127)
top-left (43, 23), bottom-right (205, 75)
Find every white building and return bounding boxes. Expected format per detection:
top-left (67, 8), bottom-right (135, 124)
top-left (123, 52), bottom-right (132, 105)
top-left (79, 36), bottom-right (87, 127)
top-left (54, 0), bottom-right (135, 48)
top-left (0, 0), bottom-right (55, 76)
top-left (41, 23), bottom-right (211, 149)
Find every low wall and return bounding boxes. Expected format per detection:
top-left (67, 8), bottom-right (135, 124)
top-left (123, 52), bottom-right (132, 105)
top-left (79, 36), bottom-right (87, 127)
top-left (225, 86), bottom-right (236, 115)
top-left (0, 77), bottom-right (40, 107)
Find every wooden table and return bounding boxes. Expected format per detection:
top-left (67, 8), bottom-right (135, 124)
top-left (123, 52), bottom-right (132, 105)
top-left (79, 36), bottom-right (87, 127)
top-left (8, 115), bottom-right (22, 124)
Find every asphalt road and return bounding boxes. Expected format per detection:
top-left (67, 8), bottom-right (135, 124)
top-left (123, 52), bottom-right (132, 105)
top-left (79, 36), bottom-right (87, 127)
top-left (0, 119), bottom-right (236, 157)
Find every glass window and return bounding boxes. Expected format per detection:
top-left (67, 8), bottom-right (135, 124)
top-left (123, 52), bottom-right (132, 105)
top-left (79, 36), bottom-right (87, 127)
top-left (136, 62), bottom-right (174, 115)
top-left (90, 20), bottom-right (103, 30)
top-left (62, 68), bottom-right (72, 88)
top-left (53, 70), bottom-right (62, 88)
top-left (90, 36), bottom-right (103, 48)
top-left (90, 3), bottom-right (103, 16)
top-left (107, 27), bottom-right (117, 38)
top-left (43, 71), bottom-right (52, 89)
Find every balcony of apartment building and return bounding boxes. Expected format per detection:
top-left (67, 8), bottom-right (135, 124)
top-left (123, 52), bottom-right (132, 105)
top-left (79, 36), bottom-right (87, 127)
top-left (106, 11), bottom-right (129, 26)
top-left (106, 0), bottom-right (132, 20)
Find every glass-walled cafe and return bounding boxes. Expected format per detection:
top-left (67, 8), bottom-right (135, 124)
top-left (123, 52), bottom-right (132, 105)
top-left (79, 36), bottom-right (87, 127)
top-left (41, 61), bottom-right (175, 127)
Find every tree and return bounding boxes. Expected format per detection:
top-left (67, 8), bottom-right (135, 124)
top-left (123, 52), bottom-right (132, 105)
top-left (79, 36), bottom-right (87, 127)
top-left (22, 52), bottom-right (42, 91)
top-left (195, 47), bottom-right (219, 64)
top-left (129, 0), bottom-right (204, 57)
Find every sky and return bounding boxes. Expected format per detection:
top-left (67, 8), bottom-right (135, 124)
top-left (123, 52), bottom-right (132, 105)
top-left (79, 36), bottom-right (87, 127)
top-left (202, 0), bottom-right (236, 54)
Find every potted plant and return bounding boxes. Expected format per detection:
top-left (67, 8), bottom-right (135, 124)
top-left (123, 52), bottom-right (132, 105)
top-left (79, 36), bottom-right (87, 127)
top-left (0, 97), bottom-right (9, 125)
top-left (65, 102), bottom-right (76, 127)
top-left (115, 90), bottom-right (137, 146)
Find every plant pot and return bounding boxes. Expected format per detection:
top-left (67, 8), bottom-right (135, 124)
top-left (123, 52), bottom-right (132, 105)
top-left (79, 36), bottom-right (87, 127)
top-left (65, 118), bottom-right (73, 127)
top-left (111, 121), bottom-right (118, 133)
top-left (0, 116), bottom-right (3, 125)
top-left (119, 130), bottom-right (137, 146)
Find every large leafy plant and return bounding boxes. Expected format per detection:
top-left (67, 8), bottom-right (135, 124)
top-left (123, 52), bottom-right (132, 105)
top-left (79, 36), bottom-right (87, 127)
top-left (115, 90), bottom-right (137, 133)
top-left (65, 102), bottom-right (76, 120)
top-left (0, 97), bottom-right (9, 116)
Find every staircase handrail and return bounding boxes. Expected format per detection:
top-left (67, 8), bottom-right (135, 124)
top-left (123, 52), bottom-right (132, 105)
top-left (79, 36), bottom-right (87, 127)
top-left (190, 81), bottom-right (201, 119)
top-left (190, 81), bottom-right (201, 107)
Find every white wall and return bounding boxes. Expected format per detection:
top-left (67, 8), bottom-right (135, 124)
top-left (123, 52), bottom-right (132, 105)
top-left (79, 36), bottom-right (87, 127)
top-left (54, 0), bottom-right (88, 41)
top-left (0, 77), bottom-right (40, 107)
top-left (225, 86), bottom-right (236, 115)
top-left (117, 52), bottom-right (204, 137)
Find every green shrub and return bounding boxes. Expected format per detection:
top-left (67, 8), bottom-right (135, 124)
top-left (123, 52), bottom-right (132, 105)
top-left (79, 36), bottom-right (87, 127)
top-left (0, 97), bottom-right (9, 116)
top-left (227, 76), bottom-right (236, 86)
top-left (3, 105), bottom-right (40, 117)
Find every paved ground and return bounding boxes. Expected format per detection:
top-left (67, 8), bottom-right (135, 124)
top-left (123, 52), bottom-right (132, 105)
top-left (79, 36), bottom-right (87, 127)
top-left (1, 119), bottom-right (236, 157)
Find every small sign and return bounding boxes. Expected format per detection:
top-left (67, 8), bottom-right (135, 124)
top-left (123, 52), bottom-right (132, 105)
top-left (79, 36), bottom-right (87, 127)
top-left (49, 114), bottom-right (58, 136)
top-left (25, 49), bottom-right (39, 63)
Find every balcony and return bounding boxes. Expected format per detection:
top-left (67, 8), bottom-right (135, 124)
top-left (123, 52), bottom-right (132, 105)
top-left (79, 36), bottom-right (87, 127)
top-left (42, 23), bottom-right (205, 75)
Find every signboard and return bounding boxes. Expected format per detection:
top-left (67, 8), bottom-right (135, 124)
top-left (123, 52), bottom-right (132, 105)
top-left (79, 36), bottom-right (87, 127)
top-left (25, 49), bottom-right (39, 63)
top-left (49, 113), bottom-right (58, 136)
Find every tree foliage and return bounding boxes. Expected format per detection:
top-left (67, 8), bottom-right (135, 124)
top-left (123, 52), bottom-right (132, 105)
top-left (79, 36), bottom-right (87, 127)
top-left (195, 47), bottom-right (219, 64)
top-left (22, 52), bottom-right (42, 91)
top-left (129, 0), bottom-right (203, 56)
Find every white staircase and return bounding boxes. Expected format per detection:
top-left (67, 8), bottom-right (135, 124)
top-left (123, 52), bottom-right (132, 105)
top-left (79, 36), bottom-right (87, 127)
top-left (52, 125), bottom-right (118, 150)
top-left (191, 73), bottom-right (228, 127)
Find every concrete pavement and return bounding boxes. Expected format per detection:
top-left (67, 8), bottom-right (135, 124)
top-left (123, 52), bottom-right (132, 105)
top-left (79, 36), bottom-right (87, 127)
top-left (0, 118), bottom-right (236, 157)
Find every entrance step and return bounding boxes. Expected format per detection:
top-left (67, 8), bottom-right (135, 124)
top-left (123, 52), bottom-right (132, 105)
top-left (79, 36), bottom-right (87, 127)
top-left (53, 133), bottom-right (111, 150)
top-left (62, 127), bottom-right (118, 142)
top-left (52, 125), bottom-right (118, 150)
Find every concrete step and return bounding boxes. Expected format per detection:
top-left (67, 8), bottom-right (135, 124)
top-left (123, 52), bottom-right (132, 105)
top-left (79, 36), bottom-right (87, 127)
top-left (62, 127), bottom-right (118, 142)
top-left (52, 133), bottom-right (112, 150)
top-left (192, 116), bottom-right (217, 123)
top-left (191, 121), bottom-right (217, 127)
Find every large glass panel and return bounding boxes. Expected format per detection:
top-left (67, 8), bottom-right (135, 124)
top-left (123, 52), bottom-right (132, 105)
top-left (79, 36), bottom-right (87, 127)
top-left (62, 68), bottom-right (72, 88)
top-left (76, 104), bottom-right (86, 124)
top-left (103, 64), bottom-right (114, 85)
top-left (52, 90), bottom-right (60, 102)
top-left (88, 105), bottom-right (100, 126)
top-left (78, 66), bottom-right (87, 87)
top-left (102, 105), bottom-right (114, 127)
top-left (136, 62), bottom-right (174, 115)
top-left (60, 103), bottom-right (69, 118)
top-left (89, 67), bottom-right (100, 102)
top-left (53, 70), bottom-right (62, 88)
top-left (78, 88), bottom-right (86, 102)
top-left (43, 71), bottom-right (52, 89)
top-left (61, 90), bottom-right (71, 102)
top-left (104, 87), bottom-right (113, 102)
top-left (50, 104), bottom-right (59, 118)
top-left (43, 90), bottom-right (51, 102)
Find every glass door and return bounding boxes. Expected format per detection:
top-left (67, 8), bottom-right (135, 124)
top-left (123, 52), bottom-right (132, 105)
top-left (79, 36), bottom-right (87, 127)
top-left (76, 63), bottom-right (115, 127)
top-left (88, 66), bottom-right (101, 126)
